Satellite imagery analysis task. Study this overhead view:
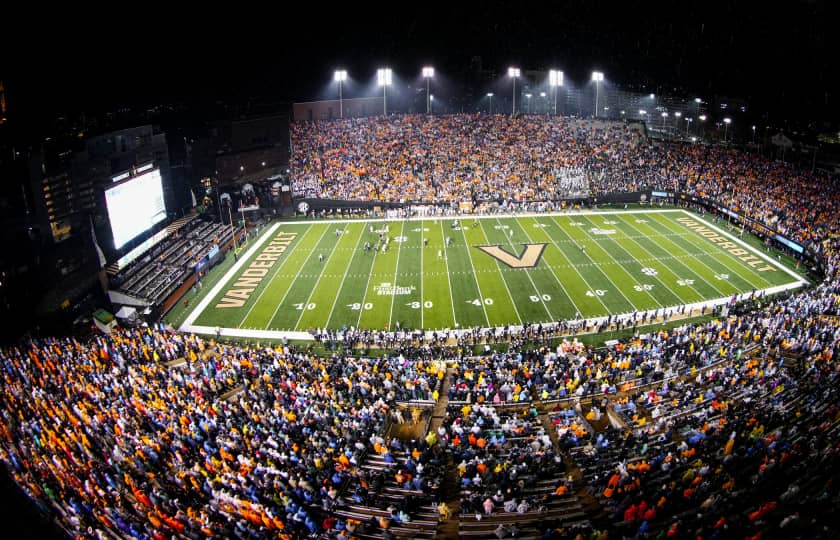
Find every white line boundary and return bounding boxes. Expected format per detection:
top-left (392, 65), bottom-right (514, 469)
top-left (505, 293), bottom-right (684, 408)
top-left (271, 207), bottom-right (682, 227)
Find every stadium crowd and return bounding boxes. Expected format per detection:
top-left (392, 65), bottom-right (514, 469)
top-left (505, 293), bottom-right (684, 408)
top-left (0, 114), bottom-right (838, 539)
top-left (291, 115), bottom-right (646, 204)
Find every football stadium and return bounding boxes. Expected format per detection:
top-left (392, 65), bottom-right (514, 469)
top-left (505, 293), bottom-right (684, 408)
top-left (1, 47), bottom-right (839, 540)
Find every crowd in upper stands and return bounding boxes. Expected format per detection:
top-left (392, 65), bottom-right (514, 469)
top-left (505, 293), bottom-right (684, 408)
top-left (291, 115), bottom-right (647, 204)
top-left (292, 114), bottom-right (840, 254)
top-left (0, 113), bottom-right (838, 539)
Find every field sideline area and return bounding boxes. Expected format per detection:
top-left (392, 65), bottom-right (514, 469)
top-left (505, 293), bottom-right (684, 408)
top-left (176, 208), bottom-right (806, 341)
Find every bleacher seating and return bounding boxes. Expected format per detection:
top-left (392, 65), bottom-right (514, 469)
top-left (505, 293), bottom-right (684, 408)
top-left (109, 217), bottom-right (237, 307)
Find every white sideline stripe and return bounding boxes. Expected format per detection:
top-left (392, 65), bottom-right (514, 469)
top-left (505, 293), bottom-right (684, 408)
top-left (180, 223), bottom-right (281, 329)
top-left (681, 210), bottom-right (808, 286)
top-left (181, 325), bottom-right (315, 341)
top-left (275, 208), bottom-right (681, 226)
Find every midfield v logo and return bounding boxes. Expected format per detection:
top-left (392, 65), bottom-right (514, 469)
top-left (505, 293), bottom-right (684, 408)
top-left (475, 243), bottom-right (547, 269)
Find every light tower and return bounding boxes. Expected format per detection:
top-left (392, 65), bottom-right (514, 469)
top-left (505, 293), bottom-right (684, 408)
top-left (549, 69), bottom-right (563, 115)
top-left (333, 70), bottom-right (347, 118)
top-left (422, 66), bottom-right (434, 114)
top-left (377, 68), bottom-right (393, 116)
top-left (591, 71), bottom-right (604, 118)
top-left (508, 67), bottom-right (521, 114)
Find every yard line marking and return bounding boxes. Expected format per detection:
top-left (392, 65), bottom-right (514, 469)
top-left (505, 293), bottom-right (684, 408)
top-left (420, 223), bottom-right (424, 329)
top-left (265, 224), bottom-right (331, 329)
top-left (577, 214), bottom-right (665, 309)
top-left (518, 216), bottom-right (583, 317)
top-left (356, 243), bottom-right (380, 330)
top-left (324, 223), bottom-right (365, 330)
top-left (460, 218), bottom-right (492, 327)
top-left (237, 226), bottom-right (315, 328)
top-left (444, 221), bottom-right (471, 326)
top-left (614, 213), bottom-right (729, 299)
top-left (473, 220), bottom-right (523, 325)
top-left (551, 215), bottom-right (641, 312)
top-left (581, 213), bottom-right (705, 303)
top-left (517, 218), bottom-right (588, 313)
top-left (538, 217), bottom-right (613, 314)
top-left (654, 212), bottom-right (782, 289)
top-left (292, 225), bottom-right (345, 329)
top-left (387, 221), bottom-right (405, 331)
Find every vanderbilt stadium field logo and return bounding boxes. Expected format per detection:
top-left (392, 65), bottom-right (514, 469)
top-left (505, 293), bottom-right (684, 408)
top-left (476, 243), bottom-right (547, 269)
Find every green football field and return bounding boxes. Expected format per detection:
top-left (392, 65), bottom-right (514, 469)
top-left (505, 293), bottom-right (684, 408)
top-left (179, 209), bottom-right (805, 339)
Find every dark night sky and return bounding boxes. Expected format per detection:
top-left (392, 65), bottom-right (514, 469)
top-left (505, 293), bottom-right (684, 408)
top-left (2, 1), bottom-right (837, 128)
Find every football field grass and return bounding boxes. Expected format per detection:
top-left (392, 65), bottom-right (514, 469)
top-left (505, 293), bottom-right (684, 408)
top-left (179, 209), bottom-right (806, 340)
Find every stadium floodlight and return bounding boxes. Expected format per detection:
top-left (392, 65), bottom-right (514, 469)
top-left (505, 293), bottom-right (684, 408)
top-left (723, 117), bottom-right (731, 143)
top-left (422, 66), bottom-right (434, 114)
top-left (508, 67), bottom-right (521, 114)
top-left (650, 93), bottom-right (655, 99)
top-left (334, 69), bottom-right (348, 118)
top-left (752, 125), bottom-right (756, 144)
top-left (486, 92), bottom-right (494, 114)
top-left (639, 109), bottom-right (647, 116)
top-left (525, 93), bottom-right (532, 114)
top-left (591, 71), bottom-right (604, 118)
top-left (549, 69), bottom-right (563, 115)
top-left (377, 68), bottom-right (393, 116)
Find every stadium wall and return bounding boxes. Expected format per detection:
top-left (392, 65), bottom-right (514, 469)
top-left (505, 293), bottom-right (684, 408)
top-left (295, 190), bottom-right (653, 212)
top-left (292, 97), bottom-right (384, 122)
